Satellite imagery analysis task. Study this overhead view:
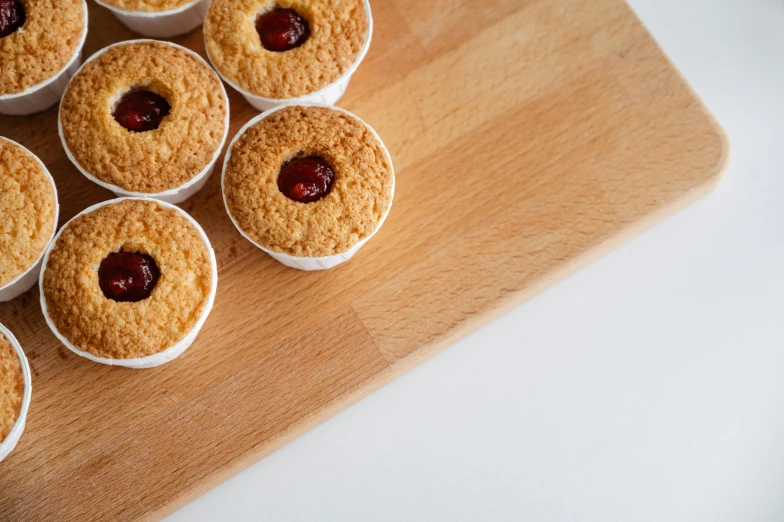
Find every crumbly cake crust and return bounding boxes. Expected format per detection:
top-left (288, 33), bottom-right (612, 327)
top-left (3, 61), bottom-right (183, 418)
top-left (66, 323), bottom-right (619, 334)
top-left (0, 331), bottom-right (23, 444)
top-left (0, 139), bottom-right (57, 288)
top-left (224, 106), bottom-right (393, 257)
top-left (60, 41), bottom-right (228, 194)
top-left (205, 0), bottom-right (368, 98)
top-left (42, 199), bottom-right (214, 360)
top-left (97, 0), bottom-right (195, 13)
top-left (0, 0), bottom-right (85, 95)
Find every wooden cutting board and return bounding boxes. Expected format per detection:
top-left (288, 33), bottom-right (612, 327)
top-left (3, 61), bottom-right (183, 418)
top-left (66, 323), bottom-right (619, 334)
top-left (0, 0), bottom-right (726, 519)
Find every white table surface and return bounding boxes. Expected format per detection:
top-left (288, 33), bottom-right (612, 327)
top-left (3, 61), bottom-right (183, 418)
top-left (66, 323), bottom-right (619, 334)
top-left (168, 0), bottom-right (784, 520)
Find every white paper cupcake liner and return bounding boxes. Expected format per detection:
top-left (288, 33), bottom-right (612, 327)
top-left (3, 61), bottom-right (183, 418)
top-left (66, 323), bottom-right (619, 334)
top-left (39, 197), bottom-right (218, 369)
top-left (0, 139), bottom-right (60, 303)
top-left (222, 103), bottom-right (395, 271)
top-left (0, 324), bottom-right (32, 463)
top-left (58, 40), bottom-right (230, 205)
top-left (205, 0), bottom-right (373, 112)
top-left (0, 0), bottom-right (88, 116)
top-left (94, 0), bottom-right (210, 38)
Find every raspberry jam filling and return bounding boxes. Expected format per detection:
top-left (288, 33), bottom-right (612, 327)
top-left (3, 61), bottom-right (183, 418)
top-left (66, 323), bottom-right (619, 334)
top-left (99, 252), bottom-right (161, 303)
top-left (256, 8), bottom-right (310, 52)
top-left (0, 0), bottom-right (25, 39)
top-left (278, 156), bottom-right (335, 203)
top-left (113, 91), bottom-right (171, 132)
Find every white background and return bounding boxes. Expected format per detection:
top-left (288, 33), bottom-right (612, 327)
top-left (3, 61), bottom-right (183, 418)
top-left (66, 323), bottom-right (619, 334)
top-left (168, 0), bottom-right (784, 520)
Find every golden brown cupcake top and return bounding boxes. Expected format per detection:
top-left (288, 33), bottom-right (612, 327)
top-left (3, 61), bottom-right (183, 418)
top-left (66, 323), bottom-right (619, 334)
top-left (223, 105), bottom-right (393, 257)
top-left (0, 330), bottom-right (24, 443)
top-left (205, 0), bottom-right (369, 99)
top-left (42, 199), bottom-right (214, 360)
top-left (97, 0), bottom-right (194, 12)
top-left (0, 138), bottom-right (57, 288)
top-left (0, 0), bottom-right (85, 95)
top-left (60, 41), bottom-right (228, 194)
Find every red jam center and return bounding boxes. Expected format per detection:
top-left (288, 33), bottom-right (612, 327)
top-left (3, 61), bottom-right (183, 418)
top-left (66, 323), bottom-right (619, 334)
top-left (278, 156), bottom-right (335, 203)
top-left (256, 8), bottom-right (310, 52)
top-left (98, 252), bottom-right (161, 303)
top-left (0, 0), bottom-right (25, 39)
top-left (113, 91), bottom-right (171, 132)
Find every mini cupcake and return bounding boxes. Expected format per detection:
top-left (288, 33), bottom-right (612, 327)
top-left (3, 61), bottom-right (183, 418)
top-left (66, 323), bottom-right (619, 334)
top-left (0, 138), bottom-right (59, 302)
top-left (40, 198), bottom-right (217, 368)
top-left (59, 40), bottom-right (230, 204)
top-left (94, 0), bottom-right (210, 38)
top-left (0, 323), bottom-right (32, 463)
top-left (0, 0), bottom-right (87, 115)
top-left (204, 0), bottom-right (372, 111)
top-left (223, 104), bottom-right (394, 270)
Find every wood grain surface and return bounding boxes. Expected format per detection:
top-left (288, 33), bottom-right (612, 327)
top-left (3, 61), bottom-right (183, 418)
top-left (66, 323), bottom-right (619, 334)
top-left (0, 0), bottom-right (727, 519)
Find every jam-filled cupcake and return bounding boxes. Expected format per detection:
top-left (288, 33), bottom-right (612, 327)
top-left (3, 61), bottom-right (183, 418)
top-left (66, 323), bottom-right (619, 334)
top-left (0, 323), bottom-right (31, 463)
top-left (40, 198), bottom-right (217, 368)
top-left (93, 0), bottom-right (210, 39)
top-left (59, 40), bottom-right (229, 204)
top-left (222, 104), bottom-right (394, 270)
top-left (0, 0), bottom-right (87, 115)
top-left (204, 0), bottom-right (372, 111)
top-left (0, 138), bottom-right (59, 302)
